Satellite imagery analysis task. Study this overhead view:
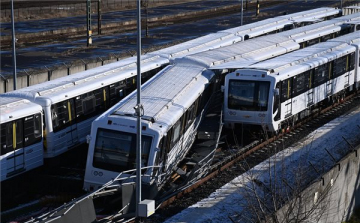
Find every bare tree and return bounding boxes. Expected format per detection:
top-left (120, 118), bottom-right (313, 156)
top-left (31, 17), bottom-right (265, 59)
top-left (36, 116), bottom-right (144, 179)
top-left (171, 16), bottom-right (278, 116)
top-left (225, 128), bottom-right (342, 223)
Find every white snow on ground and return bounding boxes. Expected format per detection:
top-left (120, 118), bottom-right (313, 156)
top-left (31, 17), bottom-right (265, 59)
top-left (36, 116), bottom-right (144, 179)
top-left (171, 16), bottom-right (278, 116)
top-left (164, 106), bottom-right (360, 223)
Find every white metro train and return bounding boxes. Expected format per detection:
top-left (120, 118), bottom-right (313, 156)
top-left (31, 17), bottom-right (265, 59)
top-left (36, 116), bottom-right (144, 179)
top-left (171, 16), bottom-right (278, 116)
top-left (0, 8), bottom-right (350, 181)
top-left (83, 28), bottom-right (323, 191)
top-left (0, 97), bottom-right (43, 181)
top-left (223, 31), bottom-right (360, 132)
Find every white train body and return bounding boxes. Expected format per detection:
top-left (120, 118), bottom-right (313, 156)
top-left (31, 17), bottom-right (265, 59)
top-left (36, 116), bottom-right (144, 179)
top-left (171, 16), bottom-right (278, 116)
top-left (83, 27), bottom-right (313, 191)
top-left (223, 32), bottom-right (360, 132)
top-left (3, 55), bottom-right (167, 158)
top-left (0, 97), bottom-right (43, 181)
top-left (84, 59), bottom-right (215, 191)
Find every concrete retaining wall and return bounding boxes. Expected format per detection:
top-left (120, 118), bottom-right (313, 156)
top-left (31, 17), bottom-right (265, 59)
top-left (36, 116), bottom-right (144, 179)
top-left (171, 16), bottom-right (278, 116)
top-left (275, 145), bottom-right (360, 222)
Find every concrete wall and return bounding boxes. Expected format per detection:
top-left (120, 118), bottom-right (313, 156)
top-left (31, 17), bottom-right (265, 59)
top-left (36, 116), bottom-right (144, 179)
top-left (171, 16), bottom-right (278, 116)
top-left (275, 145), bottom-right (360, 222)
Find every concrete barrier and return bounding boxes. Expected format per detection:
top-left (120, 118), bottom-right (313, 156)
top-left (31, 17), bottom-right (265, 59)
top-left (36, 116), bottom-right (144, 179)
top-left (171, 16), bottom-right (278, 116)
top-left (275, 145), bottom-right (360, 222)
top-left (86, 61), bottom-right (103, 70)
top-left (29, 71), bottom-right (49, 86)
top-left (70, 64), bottom-right (86, 75)
top-left (50, 67), bottom-right (68, 80)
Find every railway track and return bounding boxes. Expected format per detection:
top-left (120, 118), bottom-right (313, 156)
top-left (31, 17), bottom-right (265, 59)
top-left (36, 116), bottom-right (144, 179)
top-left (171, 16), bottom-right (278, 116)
top-left (146, 92), bottom-right (360, 222)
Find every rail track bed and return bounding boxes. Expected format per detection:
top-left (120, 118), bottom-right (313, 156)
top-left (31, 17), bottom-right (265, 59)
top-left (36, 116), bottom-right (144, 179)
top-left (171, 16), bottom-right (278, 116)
top-left (147, 93), bottom-right (360, 222)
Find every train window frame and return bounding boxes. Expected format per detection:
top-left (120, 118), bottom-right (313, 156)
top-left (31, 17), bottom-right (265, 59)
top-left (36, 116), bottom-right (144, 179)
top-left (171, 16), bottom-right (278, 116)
top-left (51, 99), bottom-right (75, 132)
top-left (75, 87), bottom-right (109, 123)
top-left (24, 113), bottom-right (42, 147)
top-left (349, 52), bottom-right (355, 71)
top-left (313, 63), bottom-right (329, 87)
top-left (109, 81), bottom-right (126, 106)
top-left (280, 78), bottom-right (293, 103)
top-left (170, 119), bottom-right (182, 148)
top-left (1, 122), bottom-right (13, 155)
top-left (333, 55), bottom-right (347, 78)
top-left (292, 71), bottom-right (310, 97)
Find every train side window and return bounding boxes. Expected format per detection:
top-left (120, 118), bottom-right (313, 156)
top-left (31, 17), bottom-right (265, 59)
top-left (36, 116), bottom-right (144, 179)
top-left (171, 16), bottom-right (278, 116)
top-left (333, 56), bottom-right (347, 78)
top-left (280, 78), bottom-right (292, 103)
top-left (75, 88), bottom-right (109, 122)
top-left (170, 120), bottom-right (182, 148)
top-left (185, 101), bottom-right (197, 131)
top-left (24, 114), bottom-right (42, 147)
top-left (313, 63), bottom-right (329, 87)
top-left (349, 52), bottom-right (355, 71)
top-left (51, 99), bottom-right (75, 132)
top-left (292, 72), bottom-right (309, 97)
top-left (307, 38), bottom-right (320, 47)
top-left (1, 122), bottom-right (12, 155)
top-left (109, 81), bottom-right (126, 106)
top-left (321, 34), bottom-right (332, 42)
top-left (83, 95), bottom-right (96, 115)
top-left (126, 77), bottom-right (136, 92)
top-left (0, 120), bottom-right (23, 154)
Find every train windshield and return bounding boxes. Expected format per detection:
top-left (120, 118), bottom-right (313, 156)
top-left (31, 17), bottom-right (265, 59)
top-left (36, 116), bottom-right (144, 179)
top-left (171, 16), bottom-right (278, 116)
top-left (228, 80), bottom-right (270, 111)
top-left (93, 128), bottom-right (152, 173)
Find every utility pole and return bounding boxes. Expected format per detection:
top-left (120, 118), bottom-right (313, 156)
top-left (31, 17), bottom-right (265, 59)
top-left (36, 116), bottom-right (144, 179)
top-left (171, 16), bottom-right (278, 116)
top-left (136, 0), bottom-right (142, 219)
top-left (86, 0), bottom-right (92, 46)
top-left (11, 0), bottom-right (17, 90)
top-left (98, 0), bottom-right (102, 35)
top-left (256, 0), bottom-right (260, 16)
top-left (241, 0), bottom-right (243, 26)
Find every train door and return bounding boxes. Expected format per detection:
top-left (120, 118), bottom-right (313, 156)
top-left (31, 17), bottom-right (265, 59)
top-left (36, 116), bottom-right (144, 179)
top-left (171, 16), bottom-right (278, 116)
top-left (307, 70), bottom-right (314, 106)
top-left (66, 99), bottom-right (78, 148)
top-left (51, 99), bottom-right (77, 153)
top-left (326, 62), bottom-right (333, 97)
top-left (281, 78), bottom-right (293, 119)
top-left (1, 119), bottom-right (25, 177)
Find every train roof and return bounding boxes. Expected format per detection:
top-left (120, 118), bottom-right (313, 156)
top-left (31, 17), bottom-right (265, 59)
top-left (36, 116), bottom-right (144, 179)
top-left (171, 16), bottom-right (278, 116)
top-left (152, 32), bottom-right (241, 59)
top-left (223, 7), bottom-right (341, 37)
top-left (0, 97), bottom-right (42, 123)
top-left (280, 7), bottom-right (340, 21)
top-left (245, 32), bottom-right (359, 77)
top-left (183, 35), bottom-right (298, 68)
top-left (278, 12), bottom-right (360, 39)
top-left (110, 60), bottom-right (212, 129)
top-left (326, 30), bottom-right (360, 44)
top-left (278, 43), bottom-right (355, 80)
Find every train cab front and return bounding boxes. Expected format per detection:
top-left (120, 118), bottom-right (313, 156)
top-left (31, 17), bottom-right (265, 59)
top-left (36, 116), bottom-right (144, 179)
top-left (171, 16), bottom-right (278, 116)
top-left (83, 119), bottom-right (157, 192)
top-left (223, 69), bottom-right (277, 132)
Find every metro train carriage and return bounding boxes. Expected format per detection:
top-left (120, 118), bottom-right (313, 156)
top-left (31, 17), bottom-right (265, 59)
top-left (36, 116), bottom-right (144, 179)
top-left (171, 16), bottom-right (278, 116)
top-left (3, 55), bottom-right (168, 158)
top-left (223, 31), bottom-right (360, 132)
top-left (83, 59), bottom-right (221, 192)
top-left (0, 97), bottom-right (43, 181)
